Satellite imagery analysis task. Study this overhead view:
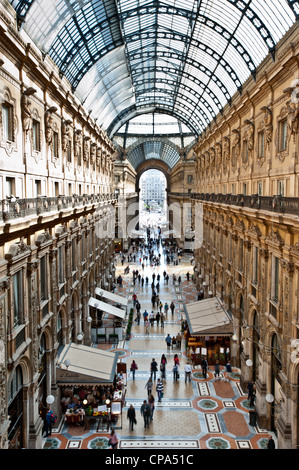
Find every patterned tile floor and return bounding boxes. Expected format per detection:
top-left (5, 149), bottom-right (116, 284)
top-left (43, 244), bottom-right (276, 450)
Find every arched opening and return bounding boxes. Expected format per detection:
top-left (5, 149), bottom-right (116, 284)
top-left (270, 333), bottom-right (282, 433)
top-left (139, 169), bottom-right (167, 234)
top-left (252, 310), bottom-right (260, 382)
top-left (8, 365), bottom-right (23, 449)
top-left (37, 333), bottom-right (48, 424)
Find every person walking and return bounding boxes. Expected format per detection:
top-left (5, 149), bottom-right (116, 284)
top-left (184, 362), bottom-right (192, 383)
top-left (43, 409), bottom-right (56, 437)
top-left (176, 332), bottom-right (182, 350)
top-left (267, 436), bottom-right (275, 449)
top-left (165, 333), bottom-right (172, 351)
top-left (214, 361), bottom-right (220, 379)
top-left (109, 429), bottom-right (119, 449)
top-left (148, 394), bottom-right (155, 421)
top-left (225, 361), bottom-right (232, 381)
top-left (156, 378), bottom-right (164, 402)
top-left (150, 358), bottom-right (158, 381)
top-left (156, 311), bottom-right (160, 326)
top-left (201, 357), bottom-right (208, 379)
top-left (173, 363), bottom-right (179, 381)
top-left (247, 380), bottom-right (255, 401)
top-left (145, 319), bottom-right (150, 334)
top-left (140, 400), bottom-right (151, 428)
top-left (127, 404), bottom-right (136, 431)
top-left (160, 354), bottom-right (167, 380)
top-left (164, 302), bottom-right (169, 316)
top-left (170, 301), bottom-right (175, 316)
top-left (145, 376), bottom-right (153, 396)
top-left (160, 312), bottom-right (165, 328)
top-left (130, 360), bottom-right (138, 380)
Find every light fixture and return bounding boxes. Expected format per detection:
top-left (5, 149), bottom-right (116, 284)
top-left (87, 316), bottom-right (92, 323)
top-left (46, 395), bottom-right (55, 404)
top-left (77, 333), bottom-right (83, 341)
top-left (266, 394), bottom-right (274, 403)
top-left (232, 334), bottom-right (238, 341)
top-left (105, 399), bottom-right (110, 406)
top-left (64, 359), bottom-right (71, 368)
top-left (246, 359), bottom-right (253, 367)
top-left (83, 399), bottom-right (88, 406)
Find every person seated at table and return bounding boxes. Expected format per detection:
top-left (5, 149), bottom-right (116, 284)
top-left (67, 399), bottom-right (76, 410)
top-left (78, 387), bottom-right (86, 401)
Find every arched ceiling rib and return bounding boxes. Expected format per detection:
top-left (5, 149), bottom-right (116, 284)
top-left (10, 0), bottom-right (298, 140)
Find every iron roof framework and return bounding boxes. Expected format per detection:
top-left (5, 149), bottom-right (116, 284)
top-left (10, 0), bottom-right (298, 170)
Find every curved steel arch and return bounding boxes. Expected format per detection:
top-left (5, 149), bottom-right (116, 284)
top-left (124, 28), bottom-right (243, 90)
top-left (107, 105), bottom-right (200, 139)
top-left (119, 0), bottom-right (277, 57)
top-left (134, 78), bottom-right (215, 124)
top-left (129, 48), bottom-right (232, 102)
top-left (121, 7), bottom-right (257, 74)
top-left (133, 66), bottom-right (223, 114)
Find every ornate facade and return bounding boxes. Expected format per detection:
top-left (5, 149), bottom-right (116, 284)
top-left (0, 6), bottom-right (116, 449)
top-left (190, 24), bottom-right (299, 449)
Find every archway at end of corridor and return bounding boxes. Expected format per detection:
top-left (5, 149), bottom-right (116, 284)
top-left (136, 164), bottom-right (171, 239)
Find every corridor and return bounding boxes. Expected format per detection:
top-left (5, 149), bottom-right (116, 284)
top-left (43, 239), bottom-right (276, 450)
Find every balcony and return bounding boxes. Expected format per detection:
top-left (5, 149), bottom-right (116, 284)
top-left (0, 193), bottom-right (118, 223)
top-left (169, 192), bottom-right (299, 217)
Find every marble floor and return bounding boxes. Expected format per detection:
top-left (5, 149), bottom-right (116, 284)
top-left (43, 240), bottom-right (276, 450)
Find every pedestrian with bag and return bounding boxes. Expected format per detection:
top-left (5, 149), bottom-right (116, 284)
top-left (130, 360), bottom-right (138, 380)
top-left (127, 404), bottom-right (136, 431)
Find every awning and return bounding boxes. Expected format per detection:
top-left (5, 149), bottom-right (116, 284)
top-left (56, 342), bottom-right (119, 385)
top-left (95, 287), bottom-right (128, 306)
top-left (89, 297), bottom-right (125, 319)
top-left (184, 297), bottom-right (233, 337)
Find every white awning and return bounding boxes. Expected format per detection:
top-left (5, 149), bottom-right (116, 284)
top-left (184, 297), bottom-right (233, 337)
top-left (89, 297), bottom-right (125, 319)
top-left (95, 287), bottom-right (128, 306)
top-left (56, 342), bottom-right (119, 385)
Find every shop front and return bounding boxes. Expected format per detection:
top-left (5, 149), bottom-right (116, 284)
top-left (56, 342), bottom-right (125, 430)
top-left (184, 297), bottom-right (233, 366)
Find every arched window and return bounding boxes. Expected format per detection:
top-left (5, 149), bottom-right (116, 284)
top-left (8, 365), bottom-right (23, 449)
top-left (57, 311), bottom-right (63, 352)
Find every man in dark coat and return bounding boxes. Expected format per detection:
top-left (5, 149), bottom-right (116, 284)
top-left (127, 404), bottom-right (136, 431)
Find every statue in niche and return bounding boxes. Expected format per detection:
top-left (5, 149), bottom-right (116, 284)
top-left (210, 147), bottom-right (215, 169)
top-left (242, 120), bottom-right (254, 169)
top-left (215, 142), bottom-right (222, 172)
top-left (45, 111), bottom-right (53, 146)
top-left (283, 85), bottom-right (299, 138)
top-left (231, 129), bottom-right (240, 172)
top-left (90, 143), bottom-right (97, 165)
top-left (83, 136), bottom-right (90, 162)
top-left (62, 119), bottom-right (72, 152)
top-left (21, 95), bottom-right (32, 137)
top-left (21, 88), bottom-right (36, 138)
top-left (97, 146), bottom-right (102, 167)
top-left (74, 130), bottom-right (82, 159)
top-left (261, 106), bottom-right (273, 145)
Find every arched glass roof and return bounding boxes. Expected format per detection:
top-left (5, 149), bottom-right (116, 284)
top-left (11, 0), bottom-right (298, 142)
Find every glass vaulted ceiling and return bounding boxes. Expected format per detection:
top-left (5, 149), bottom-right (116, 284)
top-left (11, 0), bottom-right (298, 167)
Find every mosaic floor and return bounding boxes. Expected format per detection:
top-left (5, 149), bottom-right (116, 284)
top-left (43, 243), bottom-right (276, 450)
